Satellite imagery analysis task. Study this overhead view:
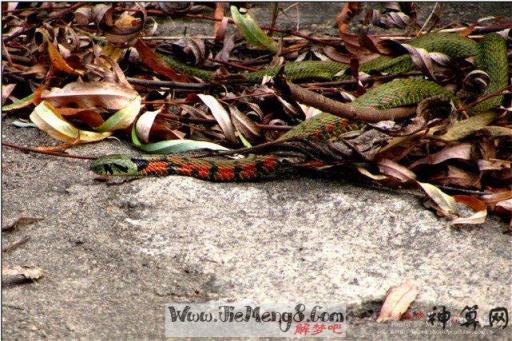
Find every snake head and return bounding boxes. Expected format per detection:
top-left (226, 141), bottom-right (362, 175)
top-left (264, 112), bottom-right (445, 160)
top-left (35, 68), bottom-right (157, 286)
top-left (91, 155), bottom-right (139, 176)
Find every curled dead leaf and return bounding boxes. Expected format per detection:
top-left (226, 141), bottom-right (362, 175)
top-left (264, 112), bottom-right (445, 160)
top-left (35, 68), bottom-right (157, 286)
top-left (400, 44), bottom-right (436, 79)
top-left (430, 165), bottom-right (481, 189)
top-left (377, 281), bottom-right (419, 322)
top-left (197, 94), bottom-right (237, 144)
top-left (229, 105), bottom-right (261, 142)
top-left (378, 158), bottom-right (416, 183)
top-left (48, 42), bottom-right (83, 75)
top-left (135, 40), bottom-right (191, 82)
top-left (136, 109), bottom-right (161, 143)
top-left (417, 182), bottom-right (459, 216)
top-left (410, 143), bottom-right (472, 168)
top-left (452, 195), bottom-right (487, 225)
top-left (336, 2), bottom-right (361, 34)
top-left (42, 81), bottom-right (139, 111)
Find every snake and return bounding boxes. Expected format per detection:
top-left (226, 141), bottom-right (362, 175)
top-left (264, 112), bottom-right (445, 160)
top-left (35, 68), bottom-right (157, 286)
top-left (92, 33), bottom-right (508, 181)
top-left (156, 33), bottom-right (477, 82)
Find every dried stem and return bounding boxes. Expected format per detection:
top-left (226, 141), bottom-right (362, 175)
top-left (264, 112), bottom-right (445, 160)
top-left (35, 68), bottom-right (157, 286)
top-left (461, 84), bottom-right (512, 112)
top-left (127, 77), bottom-right (210, 90)
top-left (2, 142), bottom-right (97, 160)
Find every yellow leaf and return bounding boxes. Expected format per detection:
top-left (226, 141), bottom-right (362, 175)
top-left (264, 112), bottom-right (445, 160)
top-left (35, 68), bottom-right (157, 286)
top-left (30, 101), bottom-right (111, 143)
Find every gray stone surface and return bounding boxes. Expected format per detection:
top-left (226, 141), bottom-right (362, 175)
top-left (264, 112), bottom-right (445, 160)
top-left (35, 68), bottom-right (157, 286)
top-left (2, 3), bottom-right (512, 340)
top-left (2, 120), bottom-right (511, 339)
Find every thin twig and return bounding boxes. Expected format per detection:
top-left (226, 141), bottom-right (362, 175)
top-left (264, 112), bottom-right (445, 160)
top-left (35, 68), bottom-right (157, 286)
top-left (268, 3), bottom-right (280, 37)
top-left (418, 2), bottom-right (443, 35)
top-left (461, 84), bottom-right (512, 112)
top-left (127, 77), bottom-right (210, 90)
top-left (2, 142), bottom-right (97, 160)
top-left (3, 25), bottom-right (35, 43)
top-left (2, 42), bottom-right (13, 65)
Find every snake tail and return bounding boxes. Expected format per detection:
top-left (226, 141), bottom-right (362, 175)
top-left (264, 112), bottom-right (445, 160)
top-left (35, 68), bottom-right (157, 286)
top-left (91, 154), bottom-right (282, 181)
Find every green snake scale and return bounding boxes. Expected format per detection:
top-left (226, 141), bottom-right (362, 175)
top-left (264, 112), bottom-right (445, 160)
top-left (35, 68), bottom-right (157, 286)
top-left (156, 33), bottom-right (477, 82)
top-left (92, 33), bottom-right (508, 181)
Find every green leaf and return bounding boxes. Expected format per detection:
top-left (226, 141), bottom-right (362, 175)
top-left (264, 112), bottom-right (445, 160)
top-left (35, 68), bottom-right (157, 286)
top-left (95, 96), bottom-right (141, 132)
top-left (230, 6), bottom-right (278, 53)
top-left (237, 131), bottom-right (252, 148)
top-left (131, 125), bottom-right (229, 154)
top-left (2, 93), bottom-right (35, 112)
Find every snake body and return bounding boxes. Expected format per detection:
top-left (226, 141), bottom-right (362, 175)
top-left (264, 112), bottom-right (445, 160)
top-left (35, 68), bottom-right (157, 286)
top-left (157, 33), bottom-right (477, 82)
top-left (92, 33), bottom-right (508, 181)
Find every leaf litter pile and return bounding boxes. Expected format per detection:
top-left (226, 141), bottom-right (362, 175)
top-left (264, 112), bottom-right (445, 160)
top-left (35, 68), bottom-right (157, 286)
top-left (2, 2), bottom-right (512, 227)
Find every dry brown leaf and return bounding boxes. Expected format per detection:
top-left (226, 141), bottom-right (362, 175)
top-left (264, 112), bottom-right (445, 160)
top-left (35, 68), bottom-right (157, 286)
top-left (430, 165), bottom-right (481, 188)
top-left (135, 109), bottom-right (161, 143)
top-left (229, 105), bottom-right (261, 142)
top-left (478, 159), bottom-right (511, 171)
top-left (410, 143), bottom-right (472, 168)
top-left (135, 40), bottom-right (191, 82)
top-left (377, 281), bottom-right (419, 322)
top-left (482, 190), bottom-right (512, 204)
top-left (400, 44), bottom-right (437, 79)
top-left (417, 182), bottom-right (459, 216)
top-left (42, 81), bottom-right (139, 111)
top-left (482, 126), bottom-right (512, 137)
top-left (74, 6), bottom-right (92, 25)
top-left (213, 2), bottom-right (225, 42)
top-left (197, 94), bottom-right (237, 144)
top-left (378, 158), bottom-right (416, 183)
top-left (215, 31), bottom-right (235, 63)
top-left (336, 2), bottom-right (361, 34)
top-left (496, 198), bottom-right (512, 211)
top-left (322, 46), bottom-right (352, 64)
top-left (48, 42), bottom-right (83, 75)
top-left (357, 166), bottom-right (389, 181)
top-left (452, 195), bottom-right (488, 225)
top-left (1, 84), bottom-right (16, 105)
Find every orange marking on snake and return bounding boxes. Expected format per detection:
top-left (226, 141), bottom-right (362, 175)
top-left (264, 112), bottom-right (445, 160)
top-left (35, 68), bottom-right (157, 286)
top-left (263, 156), bottom-right (277, 171)
top-left (177, 163), bottom-right (194, 176)
top-left (216, 166), bottom-right (235, 181)
top-left (144, 161), bottom-right (167, 175)
top-left (239, 163), bottom-right (257, 179)
top-left (195, 164), bottom-right (210, 179)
